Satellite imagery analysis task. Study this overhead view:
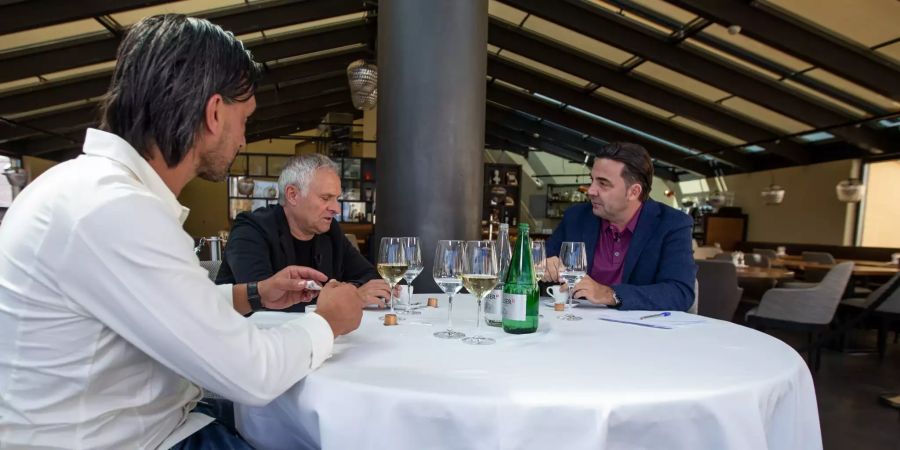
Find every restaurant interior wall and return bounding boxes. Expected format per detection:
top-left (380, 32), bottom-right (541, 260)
top-left (682, 159), bottom-right (856, 246)
top-left (859, 159), bottom-right (900, 248)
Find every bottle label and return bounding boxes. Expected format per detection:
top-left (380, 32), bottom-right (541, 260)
top-left (502, 293), bottom-right (526, 321)
top-left (485, 289), bottom-right (502, 318)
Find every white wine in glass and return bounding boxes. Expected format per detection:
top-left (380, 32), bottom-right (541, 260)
top-left (378, 237), bottom-right (408, 319)
top-left (462, 240), bottom-right (499, 345)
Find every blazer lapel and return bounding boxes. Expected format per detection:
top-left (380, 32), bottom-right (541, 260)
top-left (622, 200), bottom-right (660, 282)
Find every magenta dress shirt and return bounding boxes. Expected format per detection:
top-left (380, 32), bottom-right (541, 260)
top-left (589, 204), bottom-right (643, 286)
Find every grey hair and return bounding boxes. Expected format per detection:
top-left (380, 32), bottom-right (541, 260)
top-left (278, 153), bottom-right (341, 204)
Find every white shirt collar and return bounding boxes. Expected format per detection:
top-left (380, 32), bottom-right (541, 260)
top-left (82, 128), bottom-right (191, 224)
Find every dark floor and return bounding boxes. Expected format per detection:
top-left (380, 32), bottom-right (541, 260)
top-left (736, 304), bottom-right (900, 450)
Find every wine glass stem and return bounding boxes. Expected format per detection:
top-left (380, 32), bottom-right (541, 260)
top-left (447, 293), bottom-right (454, 331)
top-left (475, 296), bottom-right (483, 333)
top-left (389, 284), bottom-right (395, 314)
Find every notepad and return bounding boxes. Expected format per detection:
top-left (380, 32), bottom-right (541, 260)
top-left (597, 311), bottom-right (705, 329)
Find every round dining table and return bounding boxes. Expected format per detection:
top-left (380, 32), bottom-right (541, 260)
top-left (736, 265), bottom-right (796, 280)
top-left (236, 294), bottom-right (822, 450)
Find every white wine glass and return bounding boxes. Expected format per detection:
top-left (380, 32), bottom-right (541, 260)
top-left (377, 237), bottom-right (408, 321)
top-left (400, 237), bottom-right (423, 315)
top-left (532, 239), bottom-right (547, 281)
top-left (462, 240), bottom-right (499, 345)
top-left (433, 240), bottom-right (465, 339)
top-left (558, 241), bottom-right (586, 321)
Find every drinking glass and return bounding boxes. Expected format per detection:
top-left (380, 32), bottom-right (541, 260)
top-left (531, 239), bottom-right (547, 281)
top-left (461, 240), bottom-right (499, 345)
top-left (400, 237), bottom-right (423, 315)
top-left (558, 241), bottom-right (586, 321)
top-left (433, 240), bottom-right (466, 339)
top-left (377, 237), bottom-right (408, 320)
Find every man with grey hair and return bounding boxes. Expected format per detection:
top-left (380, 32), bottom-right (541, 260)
top-left (217, 153), bottom-right (388, 310)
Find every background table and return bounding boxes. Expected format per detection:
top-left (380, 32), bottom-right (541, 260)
top-left (236, 294), bottom-right (821, 450)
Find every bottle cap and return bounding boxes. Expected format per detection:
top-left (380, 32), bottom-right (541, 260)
top-left (383, 313), bottom-right (398, 326)
top-left (427, 297), bottom-right (439, 307)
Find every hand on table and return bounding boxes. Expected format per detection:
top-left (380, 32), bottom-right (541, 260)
top-left (258, 266), bottom-right (328, 310)
top-left (570, 276), bottom-right (616, 306)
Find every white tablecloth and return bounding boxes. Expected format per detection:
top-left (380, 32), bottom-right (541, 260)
top-left (237, 294), bottom-right (821, 450)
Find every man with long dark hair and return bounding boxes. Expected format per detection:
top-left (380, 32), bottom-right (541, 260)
top-left (0, 15), bottom-right (363, 449)
top-left (544, 142), bottom-right (696, 311)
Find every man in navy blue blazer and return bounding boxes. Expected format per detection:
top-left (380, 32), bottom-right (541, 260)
top-left (545, 142), bottom-right (696, 311)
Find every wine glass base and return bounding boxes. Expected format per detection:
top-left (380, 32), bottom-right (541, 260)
top-left (462, 336), bottom-right (496, 345)
top-left (557, 314), bottom-right (582, 321)
top-left (434, 330), bottom-right (465, 339)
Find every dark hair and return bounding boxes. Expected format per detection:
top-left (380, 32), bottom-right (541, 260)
top-left (99, 14), bottom-right (262, 167)
top-left (594, 142), bottom-right (653, 201)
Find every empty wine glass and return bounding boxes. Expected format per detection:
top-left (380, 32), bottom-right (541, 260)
top-left (433, 240), bottom-right (465, 339)
top-left (558, 241), bottom-right (586, 321)
top-left (399, 237), bottom-right (423, 315)
top-left (532, 239), bottom-right (547, 281)
top-left (377, 237), bottom-right (408, 321)
top-left (461, 240), bottom-right (499, 345)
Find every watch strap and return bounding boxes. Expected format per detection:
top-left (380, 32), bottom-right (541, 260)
top-left (247, 281), bottom-right (263, 311)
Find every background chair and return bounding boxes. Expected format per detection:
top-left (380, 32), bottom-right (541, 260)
top-left (802, 251), bottom-right (836, 283)
top-left (746, 262), bottom-right (854, 371)
top-left (841, 273), bottom-right (900, 360)
top-left (696, 260), bottom-right (743, 321)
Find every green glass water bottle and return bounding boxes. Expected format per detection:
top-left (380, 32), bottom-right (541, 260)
top-left (502, 223), bottom-right (539, 334)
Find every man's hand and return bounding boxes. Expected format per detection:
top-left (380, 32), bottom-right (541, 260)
top-left (258, 266), bottom-right (328, 310)
top-left (544, 256), bottom-right (563, 283)
top-left (356, 279), bottom-right (391, 308)
top-left (314, 280), bottom-right (364, 337)
top-left (570, 276), bottom-right (616, 306)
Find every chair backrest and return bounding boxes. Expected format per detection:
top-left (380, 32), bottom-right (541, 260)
top-left (694, 246), bottom-right (723, 260)
top-left (802, 251), bottom-right (836, 264)
top-left (712, 252), bottom-right (732, 261)
top-left (199, 260), bottom-right (222, 282)
top-left (866, 272), bottom-right (900, 314)
top-left (759, 262), bottom-right (854, 325)
top-left (745, 253), bottom-right (771, 268)
top-left (754, 248), bottom-right (778, 261)
top-left (696, 260), bottom-right (743, 321)
top-left (345, 233), bottom-right (360, 252)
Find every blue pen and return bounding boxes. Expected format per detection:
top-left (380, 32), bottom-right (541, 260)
top-left (640, 311), bottom-right (671, 320)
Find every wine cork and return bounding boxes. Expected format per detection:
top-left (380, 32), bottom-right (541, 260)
top-left (554, 303), bottom-right (566, 312)
top-left (427, 297), bottom-right (439, 308)
top-left (383, 313), bottom-right (398, 326)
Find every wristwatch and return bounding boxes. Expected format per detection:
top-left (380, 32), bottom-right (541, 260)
top-left (247, 281), bottom-right (263, 311)
top-left (609, 290), bottom-right (623, 309)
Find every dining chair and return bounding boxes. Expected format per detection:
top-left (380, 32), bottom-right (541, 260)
top-left (745, 253), bottom-right (771, 268)
top-left (696, 260), bottom-right (743, 321)
top-left (841, 272), bottom-right (900, 360)
top-left (746, 262), bottom-right (854, 372)
top-left (801, 251), bottom-right (835, 283)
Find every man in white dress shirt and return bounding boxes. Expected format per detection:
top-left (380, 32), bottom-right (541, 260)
top-left (0, 14), bottom-right (363, 449)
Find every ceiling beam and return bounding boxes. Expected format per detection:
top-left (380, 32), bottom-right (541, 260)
top-left (0, 0), bottom-right (368, 84)
top-left (497, 0), bottom-right (896, 153)
top-left (669, 0), bottom-right (900, 102)
top-left (487, 19), bottom-right (811, 163)
top-left (485, 123), bottom-right (680, 183)
top-left (0, 46), bottom-right (368, 118)
top-left (0, 0), bottom-right (177, 34)
top-left (486, 83), bottom-right (716, 176)
top-left (488, 54), bottom-right (758, 169)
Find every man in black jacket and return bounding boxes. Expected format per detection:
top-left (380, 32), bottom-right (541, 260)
top-left (217, 154), bottom-right (389, 312)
